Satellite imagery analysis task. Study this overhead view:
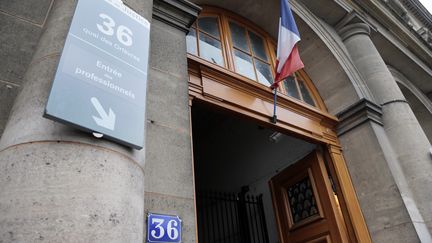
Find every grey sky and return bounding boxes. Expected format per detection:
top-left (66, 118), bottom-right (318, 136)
top-left (419, 0), bottom-right (432, 13)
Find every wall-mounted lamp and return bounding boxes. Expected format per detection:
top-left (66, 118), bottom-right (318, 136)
top-left (269, 132), bottom-right (284, 143)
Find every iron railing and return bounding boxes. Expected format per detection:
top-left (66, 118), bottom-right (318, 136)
top-left (196, 190), bottom-right (269, 243)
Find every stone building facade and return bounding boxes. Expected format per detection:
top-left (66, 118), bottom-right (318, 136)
top-left (0, 0), bottom-right (431, 242)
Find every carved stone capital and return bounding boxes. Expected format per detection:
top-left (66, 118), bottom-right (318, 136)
top-left (338, 23), bottom-right (371, 41)
top-left (337, 98), bottom-right (383, 136)
top-left (153, 0), bottom-right (201, 33)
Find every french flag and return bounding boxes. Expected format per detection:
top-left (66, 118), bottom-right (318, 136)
top-left (271, 0), bottom-right (304, 89)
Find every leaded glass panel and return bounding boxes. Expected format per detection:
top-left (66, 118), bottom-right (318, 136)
top-left (287, 176), bottom-right (319, 224)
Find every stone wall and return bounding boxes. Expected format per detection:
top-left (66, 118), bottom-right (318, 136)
top-left (0, 0), bottom-right (53, 137)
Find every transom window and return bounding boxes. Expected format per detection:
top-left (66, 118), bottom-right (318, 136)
top-left (187, 16), bottom-right (225, 67)
top-left (186, 8), bottom-right (321, 109)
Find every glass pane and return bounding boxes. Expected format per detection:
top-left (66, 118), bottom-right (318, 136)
top-left (255, 58), bottom-right (273, 86)
top-left (186, 28), bottom-right (197, 55)
top-left (298, 80), bottom-right (316, 106)
top-left (249, 31), bottom-right (268, 61)
top-left (287, 176), bottom-right (319, 224)
top-left (283, 76), bottom-right (300, 99)
top-left (233, 50), bottom-right (256, 80)
top-left (198, 17), bottom-right (220, 39)
top-left (229, 21), bottom-right (249, 52)
top-left (199, 34), bottom-right (224, 66)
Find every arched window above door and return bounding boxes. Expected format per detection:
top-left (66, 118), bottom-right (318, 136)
top-left (186, 7), bottom-right (325, 110)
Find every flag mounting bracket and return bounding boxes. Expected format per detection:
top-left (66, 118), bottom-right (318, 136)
top-left (271, 87), bottom-right (278, 124)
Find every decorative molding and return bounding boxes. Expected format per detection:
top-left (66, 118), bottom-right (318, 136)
top-left (338, 23), bottom-right (371, 41)
top-left (336, 98), bottom-right (383, 136)
top-left (352, 0), bottom-right (432, 60)
top-left (383, 0), bottom-right (432, 47)
top-left (381, 99), bottom-right (409, 106)
top-left (400, 0), bottom-right (432, 30)
top-left (152, 0), bottom-right (201, 33)
top-left (335, 11), bottom-right (377, 32)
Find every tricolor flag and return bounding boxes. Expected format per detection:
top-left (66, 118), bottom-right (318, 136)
top-left (271, 0), bottom-right (304, 89)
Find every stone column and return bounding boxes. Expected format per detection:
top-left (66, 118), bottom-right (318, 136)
top-left (339, 23), bottom-right (432, 239)
top-left (0, 0), bottom-right (152, 242)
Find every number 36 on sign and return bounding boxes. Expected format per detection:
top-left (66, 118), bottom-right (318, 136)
top-left (147, 213), bottom-right (182, 243)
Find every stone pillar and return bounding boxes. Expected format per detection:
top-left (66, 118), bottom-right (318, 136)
top-left (0, 0), bottom-right (152, 242)
top-left (337, 99), bottom-right (420, 242)
top-left (144, 1), bottom-right (200, 242)
top-left (339, 23), bottom-right (432, 240)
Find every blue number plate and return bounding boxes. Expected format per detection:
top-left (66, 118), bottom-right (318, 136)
top-left (147, 213), bottom-right (182, 243)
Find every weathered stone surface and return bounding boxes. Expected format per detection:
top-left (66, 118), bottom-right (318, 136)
top-left (29, 0), bottom-right (76, 62)
top-left (298, 18), bottom-right (361, 115)
top-left (399, 85), bottom-right (432, 143)
top-left (0, 3), bottom-right (48, 139)
top-left (0, 0), bottom-right (152, 242)
top-left (341, 22), bottom-right (432, 239)
top-left (0, 142), bottom-right (144, 243)
top-left (149, 20), bottom-right (189, 78)
top-left (144, 15), bottom-right (193, 201)
top-left (145, 121), bottom-right (194, 199)
top-left (0, 81), bottom-right (19, 138)
top-left (339, 122), bottom-right (419, 242)
top-left (340, 23), bottom-right (405, 105)
top-left (146, 69), bottom-right (190, 132)
top-left (372, 222), bottom-right (420, 243)
top-left (0, 13), bottom-right (42, 85)
top-left (143, 7), bottom-right (196, 242)
top-left (144, 192), bottom-right (196, 243)
top-left (0, 0), bottom-right (52, 25)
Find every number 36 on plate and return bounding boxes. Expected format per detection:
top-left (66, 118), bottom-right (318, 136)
top-left (147, 213), bottom-right (182, 243)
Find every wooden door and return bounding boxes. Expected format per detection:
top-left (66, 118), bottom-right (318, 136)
top-left (269, 150), bottom-right (349, 243)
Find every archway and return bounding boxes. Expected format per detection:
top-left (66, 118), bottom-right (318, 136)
top-left (186, 2), bottom-right (371, 242)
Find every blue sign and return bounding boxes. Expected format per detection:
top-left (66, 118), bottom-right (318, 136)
top-left (147, 213), bottom-right (182, 243)
top-left (44, 0), bottom-right (150, 149)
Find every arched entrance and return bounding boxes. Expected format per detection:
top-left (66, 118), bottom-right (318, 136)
top-left (191, 102), bottom-right (350, 242)
top-left (186, 5), bottom-right (371, 243)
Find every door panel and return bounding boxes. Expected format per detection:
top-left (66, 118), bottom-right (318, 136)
top-left (269, 150), bottom-right (348, 243)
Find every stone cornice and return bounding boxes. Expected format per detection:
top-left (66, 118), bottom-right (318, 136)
top-left (336, 98), bottom-right (383, 136)
top-left (352, 0), bottom-right (432, 60)
top-left (152, 0), bottom-right (201, 33)
top-left (401, 0), bottom-right (432, 30)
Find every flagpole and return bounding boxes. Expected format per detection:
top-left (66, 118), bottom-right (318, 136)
top-left (271, 87), bottom-right (277, 124)
top-left (270, 0), bottom-right (304, 123)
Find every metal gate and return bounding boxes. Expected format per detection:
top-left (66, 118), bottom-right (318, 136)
top-left (196, 189), bottom-right (269, 243)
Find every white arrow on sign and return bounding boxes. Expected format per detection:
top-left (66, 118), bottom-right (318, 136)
top-left (91, 97), bottom-right (116, 131)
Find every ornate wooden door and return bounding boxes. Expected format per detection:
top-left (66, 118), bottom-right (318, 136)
top-left (269, 151), bottom-right (349, 243)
